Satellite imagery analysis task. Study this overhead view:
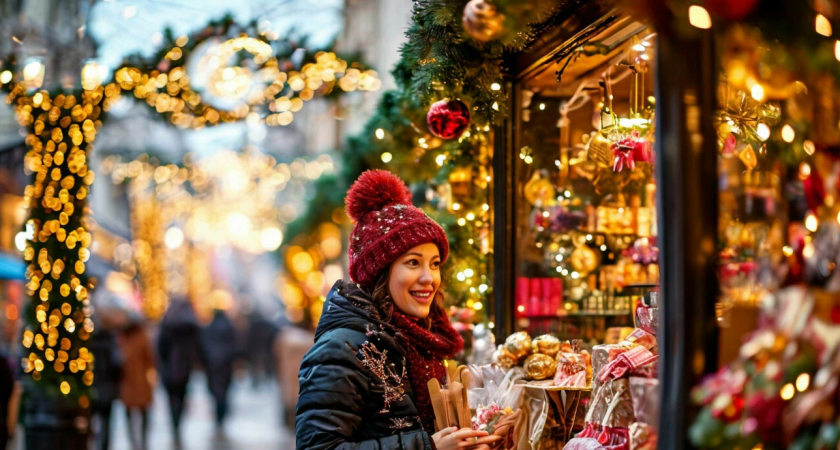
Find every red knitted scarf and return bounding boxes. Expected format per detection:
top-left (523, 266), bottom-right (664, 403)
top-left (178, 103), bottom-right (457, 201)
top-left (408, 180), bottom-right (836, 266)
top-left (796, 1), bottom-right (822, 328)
top-left (391, 307), bottom-right (464, 433)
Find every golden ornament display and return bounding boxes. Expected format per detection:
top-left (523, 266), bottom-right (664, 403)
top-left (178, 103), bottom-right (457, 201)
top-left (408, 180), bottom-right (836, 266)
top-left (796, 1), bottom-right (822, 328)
top-left (523, 353), bottom-right (557, 380)
top-left (503, 331), bottom-right (532, 360)
top-left (532, 334), bottom-right (562, 359)
top-left (492, 345), bottom-right (519, 369)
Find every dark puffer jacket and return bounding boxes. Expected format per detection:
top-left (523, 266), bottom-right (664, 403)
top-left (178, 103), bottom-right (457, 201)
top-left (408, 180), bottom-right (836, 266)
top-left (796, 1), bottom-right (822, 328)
top-left (296, 280), bottom-right (434, 450)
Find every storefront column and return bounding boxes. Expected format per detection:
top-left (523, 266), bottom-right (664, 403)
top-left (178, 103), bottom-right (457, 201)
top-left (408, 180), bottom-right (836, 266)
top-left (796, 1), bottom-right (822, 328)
top-left (651, 5), bottom-right (720, 449)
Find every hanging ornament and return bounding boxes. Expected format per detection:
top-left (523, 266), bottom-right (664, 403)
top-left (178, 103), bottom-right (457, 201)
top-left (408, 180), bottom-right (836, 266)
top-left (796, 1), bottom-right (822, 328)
top-left (523, 172), bottom-right (556, 207)
top-left (720, 132), bottom-right (737, 157)
top-left (427, 99), bottom-right (471, 139)
top-left (611, 132), bottom-right (652, 172)
top-left (585, 132), bottom-right (614, 168)
top-left (738, 144), bottom-right (758, 170)
top-left (704, 0), bottom-right (759, 20)
top-left (715, 89), bottom-right (780, 149)
top-left (570, 244), bottom-right (600, 276)
top-left (462, 0), bottom-right (505, 43)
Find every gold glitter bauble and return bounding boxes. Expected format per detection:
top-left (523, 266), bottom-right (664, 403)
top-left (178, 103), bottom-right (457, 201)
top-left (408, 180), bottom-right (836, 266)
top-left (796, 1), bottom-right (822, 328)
top-left (524, 353), bottom-right (557, 380)
top-left (532, 334), bottom-right (562, 359)
top-left (462, 0), bottom-right (505, 42)
top-left (492, 346), bottom-right (518, 369)
top-left (570, 245), bottom-right (600, 276)
top-left (503, 331), bottom-right (532, 360)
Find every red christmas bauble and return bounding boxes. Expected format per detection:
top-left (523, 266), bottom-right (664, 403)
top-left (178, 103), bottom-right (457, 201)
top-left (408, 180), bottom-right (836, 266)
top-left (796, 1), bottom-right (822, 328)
top-left (427, 99), bottom-right (471, 140)
top-left (704, 0), bottom-right (759, 20)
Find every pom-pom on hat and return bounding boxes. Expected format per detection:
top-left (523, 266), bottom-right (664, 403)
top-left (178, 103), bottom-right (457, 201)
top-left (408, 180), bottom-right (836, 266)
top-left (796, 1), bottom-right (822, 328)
top-left (345, 170), bottom-right (449, 288)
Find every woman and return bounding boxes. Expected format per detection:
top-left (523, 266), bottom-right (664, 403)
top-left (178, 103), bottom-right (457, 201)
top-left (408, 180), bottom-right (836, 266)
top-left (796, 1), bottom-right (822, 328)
top-left (296, 170), bottom-right (497, 450)
top-left (118, 320), bottom-right (156, 450)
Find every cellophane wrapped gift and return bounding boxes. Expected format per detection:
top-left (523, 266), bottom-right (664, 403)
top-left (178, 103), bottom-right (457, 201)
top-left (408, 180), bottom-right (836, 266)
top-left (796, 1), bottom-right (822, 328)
top-left (564, 383), bottom-right (632, 450)
top-left (628, 377), bottom-right (659, 450)
top-left (591, 329), bottom-right (657, 391)
top-left (554, 350), bottom-right (592, 388)
top-left (467, 365), bottom-right (526, 449)
top-left (634, 305), bottom-right (658, 336)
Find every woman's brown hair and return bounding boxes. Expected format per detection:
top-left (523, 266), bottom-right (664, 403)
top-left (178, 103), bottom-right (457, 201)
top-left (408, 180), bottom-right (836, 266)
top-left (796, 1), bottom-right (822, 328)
top-left (368, 266), bottom-right (445, 326)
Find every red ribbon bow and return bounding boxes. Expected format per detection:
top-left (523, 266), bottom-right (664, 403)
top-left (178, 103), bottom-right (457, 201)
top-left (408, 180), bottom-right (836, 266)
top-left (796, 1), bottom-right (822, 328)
top-left (611, 132), bottom-right (652, 172)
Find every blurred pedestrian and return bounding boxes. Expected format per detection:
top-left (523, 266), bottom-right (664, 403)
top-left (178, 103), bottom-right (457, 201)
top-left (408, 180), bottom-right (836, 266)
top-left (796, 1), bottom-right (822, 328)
top-left (118, 320), bottom-right (155, 450)
top-left (199, 307), bottom-right (237, 431)
top-left (157, 299), bottom-right (199, 447)
top-left (90, 326), bottom-right (124, 450)
top-left (246, 310), bottom-right (278, 387)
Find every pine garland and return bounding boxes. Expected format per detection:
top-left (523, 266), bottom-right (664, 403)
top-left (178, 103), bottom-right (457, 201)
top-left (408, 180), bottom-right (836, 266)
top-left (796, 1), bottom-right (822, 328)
top-left (285, 0), bottom-right (565, 320)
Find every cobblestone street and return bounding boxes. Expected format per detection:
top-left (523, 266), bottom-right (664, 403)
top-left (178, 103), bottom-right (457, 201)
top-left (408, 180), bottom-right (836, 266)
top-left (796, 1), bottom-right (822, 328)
top-left (12, 374), bottom-right (295, 450)
top-left (114, 374), bottom-right (294, 450)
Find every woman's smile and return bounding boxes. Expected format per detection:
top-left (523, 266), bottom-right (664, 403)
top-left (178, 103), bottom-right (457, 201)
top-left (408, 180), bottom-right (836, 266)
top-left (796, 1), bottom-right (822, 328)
top-left (409, 289), bottom-right (435, 303)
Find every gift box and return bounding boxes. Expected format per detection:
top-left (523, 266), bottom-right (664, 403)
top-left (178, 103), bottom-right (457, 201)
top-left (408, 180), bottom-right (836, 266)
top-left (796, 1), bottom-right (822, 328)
top-left (634, 306), bottom-right (658, 336)
top-left (628, 377), bottom-right (659, 450)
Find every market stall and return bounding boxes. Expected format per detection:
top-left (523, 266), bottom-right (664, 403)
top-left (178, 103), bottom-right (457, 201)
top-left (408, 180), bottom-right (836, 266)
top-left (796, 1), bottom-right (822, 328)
top-left (480, 0), bottom-right (840, 448)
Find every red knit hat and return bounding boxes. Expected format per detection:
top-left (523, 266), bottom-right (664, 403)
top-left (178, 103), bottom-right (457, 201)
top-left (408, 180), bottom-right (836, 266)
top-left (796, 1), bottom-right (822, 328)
top-left (345, 170), bottom-right (449, 288)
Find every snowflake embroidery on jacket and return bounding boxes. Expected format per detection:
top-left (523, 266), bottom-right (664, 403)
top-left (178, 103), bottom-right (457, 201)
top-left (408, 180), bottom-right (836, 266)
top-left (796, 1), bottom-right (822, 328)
top-left (351, 339), bottom-right (406, 414)
top-left (389, 417), bottom-right (416, 430)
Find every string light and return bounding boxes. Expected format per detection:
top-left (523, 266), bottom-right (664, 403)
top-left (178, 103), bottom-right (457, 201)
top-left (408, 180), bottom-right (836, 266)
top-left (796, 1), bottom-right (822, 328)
top-left (751, 84), bottom-right (765, 102)
top-left (796, 373), bottom-right (810, 392)
top-left (375, 128), bottom-right (385, 139)
top-left (804, 140), bottom-right (816, 155)
top-left (805, 213), bottom-right (819, 232)
top-left (756, 123), bottom-right (771, 141)
top-left (112, 34), bottom-right (381, 129)
top-left (164, 227), bottom-right (184, 250)
top-left (817, 14), bottom-right (833, 37)
top-left (780, 383), bottom-right (795, 400)
top-left (799, 162), bottom-right (811, 179)
top-left (9, 82), bottom-right (102, 395)
top-left (380, 152), bottom-right (392, 163)
top-left (688, 5), bottom-right (712, 29)
top-left (781, 124), bottom-right (795, 143)
top-left (490, 83), bottom-right (501, 91)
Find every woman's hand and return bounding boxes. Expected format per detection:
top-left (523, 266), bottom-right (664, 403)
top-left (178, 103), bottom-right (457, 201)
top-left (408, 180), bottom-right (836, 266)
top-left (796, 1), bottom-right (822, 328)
top-left (431, 427), bottom-right (502, 449)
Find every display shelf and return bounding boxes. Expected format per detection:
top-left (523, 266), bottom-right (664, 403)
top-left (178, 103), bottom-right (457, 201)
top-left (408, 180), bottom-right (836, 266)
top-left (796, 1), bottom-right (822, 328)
top-left (524, 380), bottom-right (592, 392)
top-left (523, 311), bottom-right (632, 320)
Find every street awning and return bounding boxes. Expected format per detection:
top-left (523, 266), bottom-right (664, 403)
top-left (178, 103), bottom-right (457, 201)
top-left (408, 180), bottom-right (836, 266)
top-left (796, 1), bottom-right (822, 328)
top-left (0, 252), bottom-right (25, 281)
